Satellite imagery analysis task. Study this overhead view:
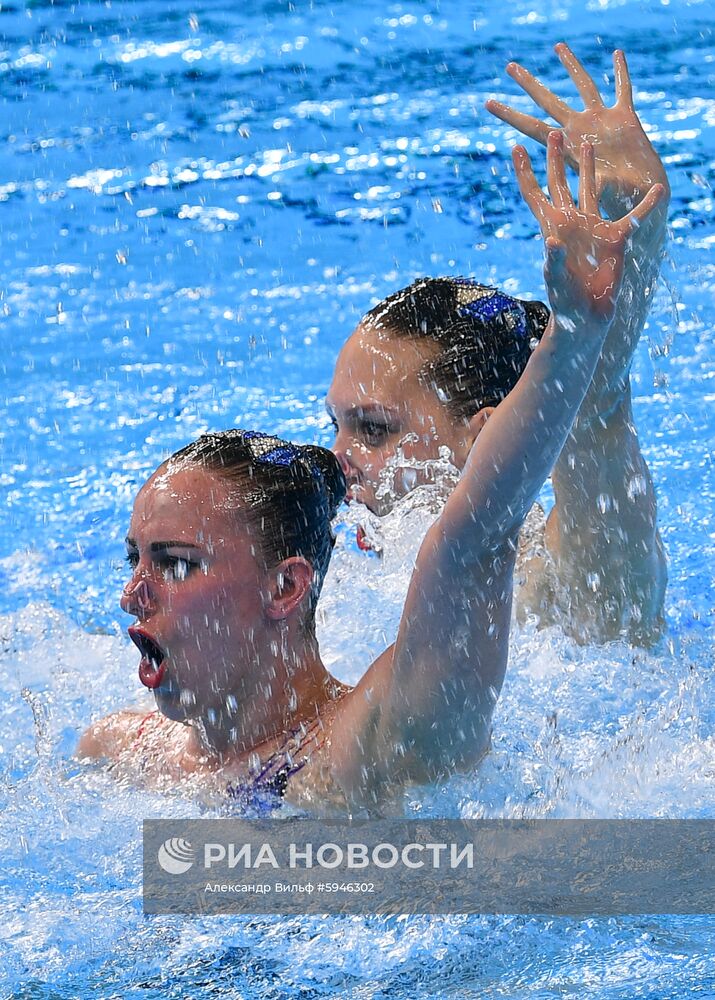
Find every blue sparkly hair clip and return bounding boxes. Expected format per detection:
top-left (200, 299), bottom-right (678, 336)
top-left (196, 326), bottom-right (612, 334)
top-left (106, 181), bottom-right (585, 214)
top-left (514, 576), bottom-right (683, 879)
top-left (453, 281), bottom-right (528, 339)
top-left (242, 431), bottom-right (320, 478)
top-left (243, 431), bottom-right (299, 466)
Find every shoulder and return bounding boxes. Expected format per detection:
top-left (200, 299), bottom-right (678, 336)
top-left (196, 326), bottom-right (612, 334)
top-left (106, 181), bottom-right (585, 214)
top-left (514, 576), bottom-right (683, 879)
top-left (76, 709), bottom-right (155, 761)
top-left (297, 646), bottom-right (418, 806)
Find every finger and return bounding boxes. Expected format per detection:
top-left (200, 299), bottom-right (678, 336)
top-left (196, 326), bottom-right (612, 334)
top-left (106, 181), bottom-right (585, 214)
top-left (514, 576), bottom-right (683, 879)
top-left (512, 144), bottom-right (550, 223)
top-left (546, 130), bottom-right (572, 209)
top-left (506, 61), bottom-right (571, 124)
top-left (578, 142), bottom-right (599, 215)
top-left (620, 182), bottom-right (666, 234)
top-left (485, 99), bottom-right (554, 146)
top-left (555, 42), bottom-right (604, 109)
top-left (613, 49), bottom-right (634, 110)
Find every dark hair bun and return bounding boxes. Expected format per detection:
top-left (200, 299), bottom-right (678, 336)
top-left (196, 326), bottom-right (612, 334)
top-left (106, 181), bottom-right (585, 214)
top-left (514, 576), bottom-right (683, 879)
top-left (301, 445), bottom-right (346, 519)
top-left (522, 298), bottom-right (550, 345)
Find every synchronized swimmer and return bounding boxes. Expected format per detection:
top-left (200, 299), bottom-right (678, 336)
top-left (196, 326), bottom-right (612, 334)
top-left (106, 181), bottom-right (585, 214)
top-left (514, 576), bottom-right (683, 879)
top-left (78, 46), bottom-right (668, 813)
top-left (327, 45), bottom-right (669, 646)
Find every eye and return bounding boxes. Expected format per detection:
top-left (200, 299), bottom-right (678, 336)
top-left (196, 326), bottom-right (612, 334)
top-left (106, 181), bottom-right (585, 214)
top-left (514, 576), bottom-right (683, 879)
top-left (125, 551), bottom-right (139, 570)
top-left (328, 415), bottom-right (339, 435)
top-left (161, 556), bottom-right (196, 582)
top-left (358, 420), bottom-right (391, 447)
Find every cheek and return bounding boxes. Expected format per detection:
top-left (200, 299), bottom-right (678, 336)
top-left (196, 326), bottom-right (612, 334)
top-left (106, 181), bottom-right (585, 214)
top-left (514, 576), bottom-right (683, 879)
top-left (169, 592), bottom-right (218, 644)
top-left (169, 579), bottom-right (259, 632)
top-left (353, 444), bottom-right (396, 487)
top-left (361, 444), bottom-right (387, 470)
top-left (414, 411), bottom-right (462, 457)
top-left (394, 426), bottom-right (440, 462)
top-left (360, 436), bottom-right (427, 482)
top-left (413, 410), bottom-right (448, 445)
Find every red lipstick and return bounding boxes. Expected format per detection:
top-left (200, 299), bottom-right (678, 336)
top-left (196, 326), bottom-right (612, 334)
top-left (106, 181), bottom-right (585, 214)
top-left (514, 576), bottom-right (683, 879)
top-left (128, 626), bottom-right (166, 689)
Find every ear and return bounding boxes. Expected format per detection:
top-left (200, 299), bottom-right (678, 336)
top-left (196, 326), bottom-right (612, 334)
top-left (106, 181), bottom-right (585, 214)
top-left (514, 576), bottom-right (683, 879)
top-left (465, 406), bottom-right (495, 449)
top-left (264, 557), bottom-right (315, 621)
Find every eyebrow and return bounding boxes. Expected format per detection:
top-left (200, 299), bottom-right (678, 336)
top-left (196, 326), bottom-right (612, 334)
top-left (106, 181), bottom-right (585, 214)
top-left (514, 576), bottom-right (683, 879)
top-left (125, 537), bottom-right (202, 552)
top-left (325, 402), bottom-right (399, 420)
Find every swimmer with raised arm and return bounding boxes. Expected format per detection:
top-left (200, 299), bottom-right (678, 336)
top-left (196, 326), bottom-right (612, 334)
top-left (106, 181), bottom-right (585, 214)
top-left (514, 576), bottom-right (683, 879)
top-left (79, 136), bottom-right (664, 812)
top-left (327, 46), bottom-right (670, 646)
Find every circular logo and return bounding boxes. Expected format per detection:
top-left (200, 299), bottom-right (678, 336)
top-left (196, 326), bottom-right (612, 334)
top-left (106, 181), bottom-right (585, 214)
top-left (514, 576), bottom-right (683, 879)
top-left (157, 837), bottom-right (195, 875)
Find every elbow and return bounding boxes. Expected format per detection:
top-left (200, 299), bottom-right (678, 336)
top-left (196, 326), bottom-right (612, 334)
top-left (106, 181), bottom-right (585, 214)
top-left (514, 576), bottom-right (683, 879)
top-left (417, 717), bottom-right (492, 782)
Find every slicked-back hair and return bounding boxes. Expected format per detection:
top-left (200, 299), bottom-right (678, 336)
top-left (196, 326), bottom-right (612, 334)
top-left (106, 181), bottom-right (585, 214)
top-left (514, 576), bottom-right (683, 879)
top-left (363, 277), bottom-right (550, 421)
top-left (164, 430), bottom-right (346, 630)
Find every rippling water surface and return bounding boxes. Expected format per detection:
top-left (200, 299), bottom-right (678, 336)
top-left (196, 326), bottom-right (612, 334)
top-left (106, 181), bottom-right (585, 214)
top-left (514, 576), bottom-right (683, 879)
top-left (1, 0), bottom-right (714, 997)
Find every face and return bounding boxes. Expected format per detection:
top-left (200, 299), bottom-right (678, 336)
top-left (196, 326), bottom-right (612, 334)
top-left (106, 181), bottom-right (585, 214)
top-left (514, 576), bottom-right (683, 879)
top-left (120, 464), bottom-right (268, 723)
top-left (326, 323), bottom-right (474, 515)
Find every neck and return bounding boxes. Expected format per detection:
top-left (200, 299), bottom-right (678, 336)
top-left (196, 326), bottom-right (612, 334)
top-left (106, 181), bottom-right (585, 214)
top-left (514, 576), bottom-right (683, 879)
top-left (187, 626), bottom-right (336, 761)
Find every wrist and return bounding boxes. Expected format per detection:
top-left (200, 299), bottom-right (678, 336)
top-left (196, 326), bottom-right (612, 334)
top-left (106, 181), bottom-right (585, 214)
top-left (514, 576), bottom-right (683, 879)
top-left (601, 169), bottom-right (670, 219)
top-left (540, 314), bottom-right (610, 380)
top-left (546, 304), bottom-right (614, 345)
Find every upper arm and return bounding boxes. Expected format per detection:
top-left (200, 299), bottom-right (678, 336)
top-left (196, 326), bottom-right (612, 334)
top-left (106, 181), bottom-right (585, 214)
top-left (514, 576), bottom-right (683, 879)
top-left (384, 524), bottom-right (516, 763)
top-left (326, 522), bottom-right (517, 802)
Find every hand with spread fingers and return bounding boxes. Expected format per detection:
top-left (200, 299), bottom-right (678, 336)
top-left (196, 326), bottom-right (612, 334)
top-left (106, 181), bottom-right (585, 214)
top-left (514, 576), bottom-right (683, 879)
top-left (487, 44), bottom-right (669, 399)
top-left (512, 131), bottom-right (665, 330)
top-left (486, 44), bottom-right (669, 215)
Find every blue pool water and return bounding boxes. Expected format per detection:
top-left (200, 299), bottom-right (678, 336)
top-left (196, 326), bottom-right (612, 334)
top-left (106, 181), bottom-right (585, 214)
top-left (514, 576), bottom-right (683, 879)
top-left (1, 0), bottom-right (714, 995)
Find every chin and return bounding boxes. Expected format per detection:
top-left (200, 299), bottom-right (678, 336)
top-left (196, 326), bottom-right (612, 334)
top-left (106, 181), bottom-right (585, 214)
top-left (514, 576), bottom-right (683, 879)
top-left (355, 490), bottom-right (389, 517)
top-left (370, 497), bottom-right (398, 518)
top-left (153, 686), bottom-right (194, 724)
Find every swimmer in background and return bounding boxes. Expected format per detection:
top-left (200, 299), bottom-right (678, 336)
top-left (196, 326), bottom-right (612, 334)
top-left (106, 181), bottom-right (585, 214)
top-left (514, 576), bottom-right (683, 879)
top-left (78, 135), bottom-right (665, 811)
top-left (326, 46), bottom-right (670, 646)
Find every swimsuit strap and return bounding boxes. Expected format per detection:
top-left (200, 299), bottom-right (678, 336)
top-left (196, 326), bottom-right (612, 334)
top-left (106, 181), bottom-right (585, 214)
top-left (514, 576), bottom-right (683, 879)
top-left (253, 715), bottom-right (326, 791)
top-left (226, 709), bottom-right (336, 804)
top-left (133, 709), bottom-right (160, 749)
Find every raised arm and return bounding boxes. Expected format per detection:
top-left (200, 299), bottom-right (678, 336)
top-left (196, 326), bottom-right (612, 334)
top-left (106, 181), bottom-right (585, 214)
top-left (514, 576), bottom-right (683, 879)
top-left (486, 44), bottom-right (669, 391)
top-left (487, 45), bottom-right (670, 644)
top-left (328, 135), bottom-right (665, 805)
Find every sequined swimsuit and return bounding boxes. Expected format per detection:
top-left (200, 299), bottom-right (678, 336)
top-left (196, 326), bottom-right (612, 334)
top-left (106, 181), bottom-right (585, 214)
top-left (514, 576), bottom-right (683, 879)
top-left (224, 714), bottom-right (326, 812)
top-left (133, 710), bottom-right (326, 814)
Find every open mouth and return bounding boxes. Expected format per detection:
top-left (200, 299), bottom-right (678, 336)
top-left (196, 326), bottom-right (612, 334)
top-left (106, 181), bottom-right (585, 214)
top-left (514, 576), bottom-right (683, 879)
top-left (356, 523), bottom-right (383, 554)
top-left (128, 626), bottom-right (166, 690)
top-left (356, 525), bottom-right (373, 551)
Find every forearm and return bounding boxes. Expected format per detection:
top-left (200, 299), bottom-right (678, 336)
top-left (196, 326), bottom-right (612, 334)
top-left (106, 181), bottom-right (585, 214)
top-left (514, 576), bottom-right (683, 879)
top-left (552, 142), bottom-right (670, 559)
top-left (552, 387), bottom-right (658, 547)
top-left (379, 315), bottom-right (610, 779)
top-left (603, 160), bottom-right (668, 291)
top-left (574, 184), bottom-right (668, 424)
top-left (578, 152), bottom-right (670, 416)
top-left (546, 387), bottom-right (666, 641)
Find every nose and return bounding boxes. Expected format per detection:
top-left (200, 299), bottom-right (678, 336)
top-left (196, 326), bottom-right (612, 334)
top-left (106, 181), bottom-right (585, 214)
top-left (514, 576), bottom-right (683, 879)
top-left (331, 429), bottom-right (359, 477)
top-left (333, 449), bottom-right (353, 478)
top-left (120, 577), bottom-right (154, 618)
